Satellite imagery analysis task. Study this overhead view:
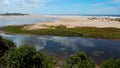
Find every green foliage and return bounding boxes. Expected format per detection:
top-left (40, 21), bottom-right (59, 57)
top-left (1, 35), bottom-right (120, 68)
top-left (66, 52), bottom-right (95, 68)
top-left (0, 36), bottom-right (16, 57)
top-left (32, 51), bottom-right (54, 68)
top-left (115, 59), bottom-right (120, 68)
top-left (0, 36), bottom-right (55, 68)
top-left (0, 35), bottom-right (16, 68)
top-left (55, 25), bottom-right (67, 29)
top-left (1, 25), bottom-right (120, 39)
top-left (9, 45), bottom-right (54, 68)
top-left (9, 45), bottom-right (36, 68)
top-left (101, 57), bottom-right (120, 68)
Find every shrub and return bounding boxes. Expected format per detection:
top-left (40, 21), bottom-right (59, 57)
top-left (101, 57), bottom-right (120, 68)
top-left (56, 25), bottom-right (67, 29)
top-left (9, 45), bottom-right (36, 68)
top-left (0, 36), bottom-right (16, 57)
top-left (0, 36), bottom-right (54, 68)
top-left (0, 36), bottom-right (16, 68)
top-left (9, 45), bottom-right (54, 68)
top-left (66, 52), bottom-right (95, 68)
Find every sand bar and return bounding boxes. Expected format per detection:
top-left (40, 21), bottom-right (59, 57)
top-left (23, 16), bottom-right (120, 30)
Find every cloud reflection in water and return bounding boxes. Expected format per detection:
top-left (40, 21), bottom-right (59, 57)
top-left (0, 34), bottom-right (95, 51)
top-left (48, 36), bottom-right (95, 51)
top-left (1, 33), bottom-right (120, 61)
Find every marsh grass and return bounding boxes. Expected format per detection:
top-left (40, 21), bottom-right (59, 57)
top-left (0, 25), bottom-right (120, 39)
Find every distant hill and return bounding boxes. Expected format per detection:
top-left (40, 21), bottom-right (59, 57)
top-left (0, 13), bottom-right (29, 16)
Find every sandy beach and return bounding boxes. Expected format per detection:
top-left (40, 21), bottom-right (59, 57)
top-left (23, 16), bottom-right (120, 30)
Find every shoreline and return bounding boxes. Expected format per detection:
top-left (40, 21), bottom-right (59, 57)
top-left (0, 25), bottom-right (120, 40)
top-left (0, 30), bottom-right (120, 40)
top-left (0, 16), bottom-right (120, 40)
top-left (23, 16), bottom-right (120, 30)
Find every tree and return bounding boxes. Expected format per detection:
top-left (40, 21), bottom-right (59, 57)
top-left (66, 52), bottom-right (95, 68)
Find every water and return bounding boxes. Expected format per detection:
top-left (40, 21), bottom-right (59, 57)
top-left (0, 15), bottom-right (119, 27)
top-left (0, 33), bottom-right (120, 62)
top-left (0, 15), bottom-right (58, 27)
top-left (47, 14), bottom-right (120, 17)
top-left (0, 15), bottom-right (120, 62)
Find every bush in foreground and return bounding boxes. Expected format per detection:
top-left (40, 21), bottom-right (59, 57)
top-left (0, 36), bottom-right (16, 68)
top-left (66, 52), bottom-right (95, 68)
top-left (9, 45), bottom-right (54, 68)
top-left (0, 36), bottom-right (54, 68)
top-left (101, 57), bottom-right (120, 68)
top-left (0, 36), bottom-right (16, 57)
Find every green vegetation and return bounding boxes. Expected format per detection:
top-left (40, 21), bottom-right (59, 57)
top-left (9, 45), bottom-right (54, 68)
top-left (0, 36), bottom-right (16, 57)
top-left (1, 35), bottom-right (120, 68)
top-left (0, 36), bottom-right (54, 68)
top-left (0, 39), bottom-right (54, 68)
top-left (101, 57), bottom-right (120, 68)
top-left (0, 36), bottom-right (16, 68)
top-left (0, 25), bottom-right (120, 39)
top-left (66, 52), bottom-right (95, 68)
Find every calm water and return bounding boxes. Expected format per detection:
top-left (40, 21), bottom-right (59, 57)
top-left (48, 14), bottom-right (120, 17)
top-left (0, 33), bottom-right (120, 61)
top-left (0, 15), bottom-right (58, 26)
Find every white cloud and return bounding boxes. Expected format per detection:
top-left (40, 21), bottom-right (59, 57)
top-left (0, 0), bottom-right (9, 5)
top-left (0, 0), bottom-right (52, 8)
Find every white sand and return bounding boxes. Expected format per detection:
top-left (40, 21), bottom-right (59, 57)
top-left (23, 16), bottom-right (120, 30)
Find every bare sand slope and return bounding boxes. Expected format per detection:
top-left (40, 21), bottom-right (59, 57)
top-left (23, 16), bottom-right (120, 30)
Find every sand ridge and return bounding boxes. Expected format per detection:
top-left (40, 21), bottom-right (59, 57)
top-left (23, 16), bottom-right (120, 30)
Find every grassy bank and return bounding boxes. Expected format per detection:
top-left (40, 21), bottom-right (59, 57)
top-left (0, 25), bottom-right (120, 39)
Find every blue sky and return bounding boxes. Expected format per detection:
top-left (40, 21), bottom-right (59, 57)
top-left (0, 0), bottom-right (120, 14)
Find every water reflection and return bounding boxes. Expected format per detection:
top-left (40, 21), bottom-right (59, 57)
top-left (0, 33), bottom-right (120, 60)
top-left (0, 34), bottom-right (47, 50)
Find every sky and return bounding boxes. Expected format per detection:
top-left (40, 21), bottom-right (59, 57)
top-left (0, 0), bottom-right (120, 15)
